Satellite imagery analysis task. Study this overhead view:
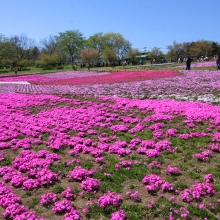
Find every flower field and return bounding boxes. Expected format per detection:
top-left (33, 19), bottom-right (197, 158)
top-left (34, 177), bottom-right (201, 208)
top-left (0, 70), bottom-right (220, 219)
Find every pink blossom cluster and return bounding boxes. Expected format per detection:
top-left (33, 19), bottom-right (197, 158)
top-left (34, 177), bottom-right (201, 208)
top-left (98, 191), bottom-right (121, 208)
top-left (204, 174), bottom-right (213, 183)
top-left (110, 210), bottom-right (126, 220)
top-left (40, 192), bottom-right (59, 206)
top-left (67, 166), bottom-right (95, 181)
top-left (115, 160), bottom-right (133, 170)
top-left (52, 199), bottom-right (74, 213)
top-left (142, 174), bottom-right (163, 191)
top-left (209, 143), bottom-right (220, 152)
top-left (179, 131), bottom-right (209, 140)
top-left (148, 161), bottom-right (161, 167)
top-left (63, 210), bottom-right (82, 220)
top-left (62, 187), bottom-right (75, 200)
top-left (161, 182), bottom-right (175, 192)
top-left (81, 177), bottom-right (100, 192)
top-left (0, 181), bottom-right (43, 219)
top-left (169, 207), bottom-right (190, 220)
top-left (126, 191), bottom-right (139, 201)
top-left (166, 128), bottom-right (178, 137)
top-left (165, 165), bottom-right (181, 175)
top-left (180, 182), bottom-right (215, 202)
top-left (193, 150), bottom-right (212, 161)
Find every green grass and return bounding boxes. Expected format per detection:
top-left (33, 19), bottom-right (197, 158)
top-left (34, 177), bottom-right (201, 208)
top-left (122, 204), bottom-right (148, 220)
top-left (0, 156), bottom-right (12, 166)
top-left (28, 197), bottom-right (39, 209)
top-left (52, 185), bottom-right (64, 194)
top-left (188, 204), bottom-right (217, 220)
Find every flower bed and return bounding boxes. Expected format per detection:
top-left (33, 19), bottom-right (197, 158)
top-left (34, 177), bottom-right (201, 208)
top-left (0, 93), bottom-right (219, 219)
top-left (1, 70), bottom-right (220, 104)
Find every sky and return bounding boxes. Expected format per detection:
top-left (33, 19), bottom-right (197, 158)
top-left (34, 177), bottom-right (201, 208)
top-left (0, 0), bottom-right (219, 53)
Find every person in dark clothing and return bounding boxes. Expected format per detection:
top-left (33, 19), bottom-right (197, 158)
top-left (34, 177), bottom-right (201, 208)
top-left (217, 56), bottom-right (220, 71)
top-left (186, 57), bottom-right (192, 70)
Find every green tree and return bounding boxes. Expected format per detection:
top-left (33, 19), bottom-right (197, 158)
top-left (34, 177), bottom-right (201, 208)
top-left (37, 53), bottom-right (61, 67)
top-left (0, 34), bottom-right (15, 67)
top-left (126, 48), bottom-right (141, 62)
top-left (102, 48), bottom-right (117, 63)
top-left (79, 49), bottom-right (99, 66)
top-left (10, 34), bottom-right (34, 62)
top-left (56, 30), bottom-right (85, 68)
top-left (149, 47), bottom-right (164, 62)
top-left (188, 40), bottom-right (214, 58)
top-left (86, 33), bottom-right (104, 56)
top-left (26, 46), bottom-right (40, 66)
top-left (103, 32), bottom-right (131, 59)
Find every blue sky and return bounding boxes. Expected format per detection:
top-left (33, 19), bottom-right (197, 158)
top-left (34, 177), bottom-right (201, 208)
top-left (0, 0), bottom-right (219, 53)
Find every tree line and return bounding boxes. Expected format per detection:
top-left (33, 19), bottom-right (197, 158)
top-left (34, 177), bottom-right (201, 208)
top-left (0, 30), bottom-right (219, 69)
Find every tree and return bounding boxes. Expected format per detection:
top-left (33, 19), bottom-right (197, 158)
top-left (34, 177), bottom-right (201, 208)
top-left (102, 48), bottom-right (117, 63)
top-left (37, 53), bottom-right (61, 67)
top-left (126, 48), bottom-right (141, 59)
top-left (149, 47), bottom-right (164, 62)
top-left (188, 40), bottom-right (213, 58)
top-left (166, 41), bottom-right (187, 61)
top-left (56, 30), bottom-right (85, 68)
top-left (86, 33), bottom-right (104, 56)
top-left (26, 46), bottom-right (40, 66)
top-left (79, 49), bottom-right (99, 66)
top-left (0, 34), bottom-right (15, 67)
top-left (40, 35), bottom-right (58, 54)
top-left (10, 34), bottom-right (34, 61)
top-left (212, 42), bottom-right (219, 56)
top-left (102, 32), bottom-right (131, 59)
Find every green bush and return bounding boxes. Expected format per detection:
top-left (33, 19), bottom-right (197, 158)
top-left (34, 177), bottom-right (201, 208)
top-left (42, 66), bottom-right (55, 70)
top-left (56, 65), bottom-right (64, 70)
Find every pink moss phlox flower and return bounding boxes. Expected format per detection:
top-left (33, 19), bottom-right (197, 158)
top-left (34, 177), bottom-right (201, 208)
top-left (179, 207), bottom-right (189, 220)
top-left (110, 125), bottom-right (128, 132)
top-left (180, 182), bottom-right (215, 202)
top-left (155, 140), bottom-right (173, 152)
top-left (145, 149), bottom-right (161, 158)
top-left (63, 158), bottom-right (82, 167)
top-left (53, 199), bottom-right (74, 213)
top-left (62, 187), bottom-right (75, 200)
top-left (67, 166), bottom-right (94, 181)
top-left (40, 192), bottom-right (59, 205)
top-left (209, 143), bottom-right (220, 152)
top-left (165, 165), bottom-right (181, 175)
top-left (98, 191), bottom-right (121, 208)
top-left (22, 179), bottom-right (40, 190)
top-left (142, 174), bottom-right (163, 191)
top-left (63, 209), bottom-right (83, 220)
top-left (161, 182), bottom-right (175, 192)
top-left (148, 161), bottom-right (161, 167)
top-left (204, 174), bottom-right (213, 183)
top-left (3, 203), bottom-right (27, 219)
top-left (14, 211), bottom-right (44, 220)
top-left (147, 200), bottom-right (155, 209)
top-left (166, 128), bottom-right (178, 137)
top-left (212, 132), bottom-right (220, 142)
top-left (115, 160), bottom-right (133, 170)
top-left (149, 122), bottom-right (165, 131)
top-left (193, 150), bottom-right (212, 161)
top-left (128, 123), bottom-right (145, 133)
top-left (81, 177), bottom-right (100, 192)
top-left (110, 210), bottom-right (126, 220)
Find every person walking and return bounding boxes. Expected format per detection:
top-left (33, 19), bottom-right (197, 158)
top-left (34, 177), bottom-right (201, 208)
top-left (186, 57), bottom-right (192, 70)
top-left (217, 55), bottom-right (220, 71)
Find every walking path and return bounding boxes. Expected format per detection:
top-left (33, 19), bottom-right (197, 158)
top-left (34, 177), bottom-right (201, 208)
top-left (0, 81), bottom-right (30, 84)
